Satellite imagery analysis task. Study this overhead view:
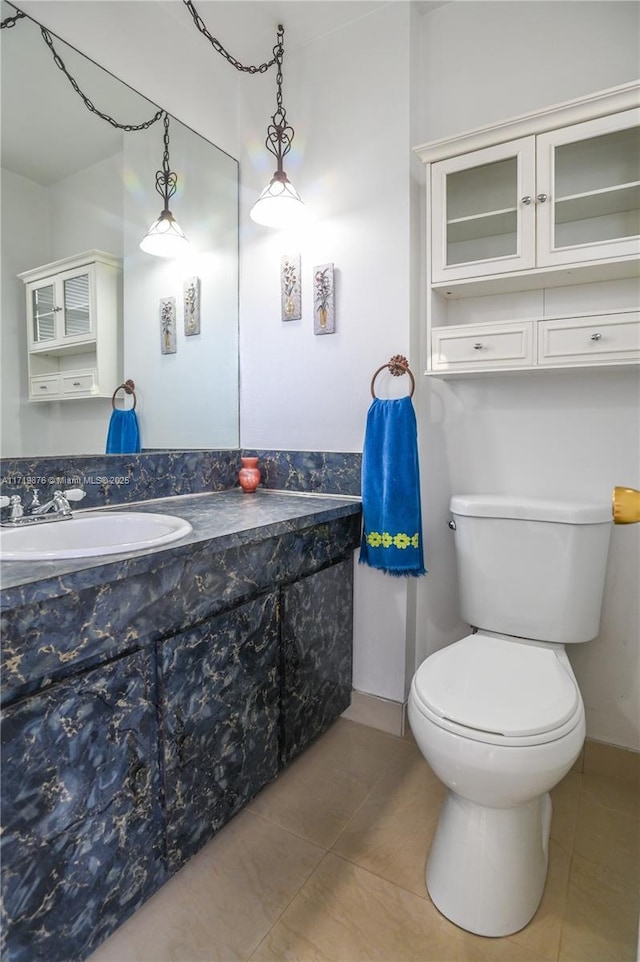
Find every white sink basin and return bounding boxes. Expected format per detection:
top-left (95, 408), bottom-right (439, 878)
top-left (0, 512), bottom-right (193, 561)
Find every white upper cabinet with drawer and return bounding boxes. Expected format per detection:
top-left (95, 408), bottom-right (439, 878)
top-left (416, 82), bottom-right (640, 376)
top-left (19, 251), bottom-right (122, 402)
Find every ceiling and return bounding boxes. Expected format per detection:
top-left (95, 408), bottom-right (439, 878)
top-left (1, 0), bottom-right (451, 186)
top-left (1, 1), bottom-right (154, 185)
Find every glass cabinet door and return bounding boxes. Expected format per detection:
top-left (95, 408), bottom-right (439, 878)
top-left (31, 283), bottom-right (57, 344)
top-left (63, 271), bottom-right (91, 338)
top-left (431, 138), bottom-right (536, 282)
top-left (536, 109), bottom-right (640, 267)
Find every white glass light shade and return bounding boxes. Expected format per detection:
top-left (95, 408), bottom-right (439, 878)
top-left (250, 171), bottom-right (306, 229)
top-left (140, 209), bottom-right (190, 258)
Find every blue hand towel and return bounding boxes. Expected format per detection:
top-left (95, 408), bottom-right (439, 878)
top-left (359, 396), bottom-right (426, 576)
top-left (106, 409), bottom-right (141, 454)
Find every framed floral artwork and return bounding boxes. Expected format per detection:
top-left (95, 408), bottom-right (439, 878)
top-left (183, 276), bottom-right (201, 336)
top-left (160, 297), bottom-right (177, 354)
top-left (281, 254), bottom-right (301, 321)
top-left (313, 263), bottom-right (335, 334)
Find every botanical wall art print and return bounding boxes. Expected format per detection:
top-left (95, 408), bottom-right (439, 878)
top-left (280, 254), bottom-right (302, 321)
top-left (160, 296), bottom-right (177, 354)
top-left (313, 263), bottom-right (335, 335)
top-left (183, 276), bottom-right (201, 336)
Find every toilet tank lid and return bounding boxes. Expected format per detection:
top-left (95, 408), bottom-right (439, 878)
top-left (450, 495), bottom-right (610, 524)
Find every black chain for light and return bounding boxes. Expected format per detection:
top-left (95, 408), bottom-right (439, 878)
top-left (40, 25), bottom-right (164, 131)
top-left (0, 8), bottom-right (25, 28)
top-left (156, 113), bottom-right (177, 206)
top-left (182, 0), bottom-right (280, 74)
top-left (265, 26), bottom-right (293, 165)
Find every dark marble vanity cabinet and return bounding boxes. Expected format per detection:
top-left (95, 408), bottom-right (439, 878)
top-left (0, 490), bottom-right (361, 962)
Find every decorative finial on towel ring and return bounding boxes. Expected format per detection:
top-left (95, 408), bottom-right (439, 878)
top-left (370, 355), bottom-right (415, 398)
top-left (111, 379), bottom-right (137, 410)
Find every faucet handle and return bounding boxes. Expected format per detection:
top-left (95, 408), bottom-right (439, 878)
top-left (63, 488), bottom-right (86, 503)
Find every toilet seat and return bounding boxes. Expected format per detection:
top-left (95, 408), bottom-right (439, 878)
top-left (411, 632), bottom-right (583, 747)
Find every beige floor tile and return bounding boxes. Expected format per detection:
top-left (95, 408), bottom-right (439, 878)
top-left (508, 840), bottom-right (571, 962)
top-left (573, 790), bottom-right (640, 887)
top-left (559, 852), bottom-right (640, 962)
top-left (332, 748), bottom-right (445, 897)
top-left (581, 771), bottom-right (640, 819)
top-left (550, 771), bottom-right (582, 853)
top-left (250, 853), bottom-right (552, 962)
top-left (247, 719), bottom-right (415, 848)
top-left (87, 810), bottom-right (324, 962)
top-left (584, 740), bottom-right (640, 787)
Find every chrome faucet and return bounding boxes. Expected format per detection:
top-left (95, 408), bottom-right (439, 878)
top-left (1, 487), bottom-right (86, 526)
top-left (32, 488), bottom-right (86, 518)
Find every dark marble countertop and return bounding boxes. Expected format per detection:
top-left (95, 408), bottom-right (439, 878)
top-left (0, 490), bottom-right (362, 610)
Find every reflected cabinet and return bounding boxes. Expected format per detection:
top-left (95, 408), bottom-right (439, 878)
top-left (19, 250), bottom-right (122, 401)
top-left (418, 83), bottom-right (640, 375)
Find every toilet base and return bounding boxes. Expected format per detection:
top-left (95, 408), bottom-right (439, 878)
top-left (426, 790), bottom-right (552, 937)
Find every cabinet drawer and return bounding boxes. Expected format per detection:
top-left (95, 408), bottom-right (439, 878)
top-left (431, 321), bottom-right (534, 371)
top-left (61, 370), bottom-right (98, 396)
top-left (538, 313), bottom-right (640, 365)
top-left (29, 375), bottom-right (60, 399)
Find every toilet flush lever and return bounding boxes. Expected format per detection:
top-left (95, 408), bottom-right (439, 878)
top-left (448, 519), bottom-right (456, 531)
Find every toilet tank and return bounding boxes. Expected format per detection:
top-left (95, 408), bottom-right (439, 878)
top-left (450, 495), bottom-right (612, 644)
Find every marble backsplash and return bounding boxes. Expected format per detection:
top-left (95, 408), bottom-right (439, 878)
top-left (0, 449), bottom-right (362, 510)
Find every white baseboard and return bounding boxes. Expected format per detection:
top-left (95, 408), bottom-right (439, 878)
top-left (342, 690), bottom-right (407, 738)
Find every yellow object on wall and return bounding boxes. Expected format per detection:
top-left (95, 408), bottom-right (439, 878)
top-left (612, 486), bottom-right (640, 524)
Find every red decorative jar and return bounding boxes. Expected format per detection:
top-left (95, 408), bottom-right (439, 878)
top-left (238, 456), bottom-right (261, 493)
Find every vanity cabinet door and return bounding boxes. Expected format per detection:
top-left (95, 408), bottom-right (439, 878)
top-left (0, 650), bottom-right (164, 962)
top-left (280, 558), bottom-right (354, 766)
top-left (159, 592), bottom-right (280, 873)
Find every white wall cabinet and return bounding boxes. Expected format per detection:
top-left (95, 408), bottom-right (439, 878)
top-left (19, 251), bottom-right (122, 402)
top-left (417, 82), bottom-right (640, 376)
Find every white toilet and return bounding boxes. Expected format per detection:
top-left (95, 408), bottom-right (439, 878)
top-left (408, 494), bottom-right (612, 938)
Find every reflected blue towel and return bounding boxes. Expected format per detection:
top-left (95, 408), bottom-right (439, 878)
top-left (106, 409), bottom-right (141, 454)
top-left (359, 396), bottom-right (426, 576)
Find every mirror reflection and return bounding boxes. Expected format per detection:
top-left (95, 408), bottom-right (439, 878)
top-left (0, 5), bottom-right (239, 458)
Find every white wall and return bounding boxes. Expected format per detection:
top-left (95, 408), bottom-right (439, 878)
top-left (0, 170), bottom-right (50, 456)
top-left (123, 120), bottom-right (239, 450)
top-left (1, 157), bottom-right (124, 457)
top-left (416, 1), bottom-right (640, 750)
top-left (237, 2), bottom-right (417, 702)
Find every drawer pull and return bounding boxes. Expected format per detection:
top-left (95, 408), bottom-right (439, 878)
top-left (72, 381), bottom-right (81, 387)
top-left (39, 384), bottom-right (48, 390)
top-left (473, 342), bottom-right (484, 350)
top-left (590, 332), bottom-right (602, 341)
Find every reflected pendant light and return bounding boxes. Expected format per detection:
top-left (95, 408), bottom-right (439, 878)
top-left (250, 25), bottom-right (305, 229)
top-left (140, 112), bottom-right (190, 257)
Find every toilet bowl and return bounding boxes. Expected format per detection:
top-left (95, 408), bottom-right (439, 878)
top-left (408, 495), bottom-right (611, 937)
top-left (408, 631), bottom-right (585, 937)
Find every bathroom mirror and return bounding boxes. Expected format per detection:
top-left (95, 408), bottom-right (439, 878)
top-left (0, 4), bottom-right (239, 457)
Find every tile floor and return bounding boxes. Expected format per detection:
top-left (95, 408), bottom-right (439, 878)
top-left (89, 719), bottom-right (639, 962)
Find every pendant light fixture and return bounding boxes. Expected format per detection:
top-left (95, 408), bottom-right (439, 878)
top-left (140, 112), bottom-right (190, 258)
top-left (250, 26), bottom-right (305, 229)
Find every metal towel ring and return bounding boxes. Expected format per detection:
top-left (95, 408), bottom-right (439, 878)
top-left (370, 355), bottom-right (415, 399)
top-left (111, 379), bottom-right (137, 410)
